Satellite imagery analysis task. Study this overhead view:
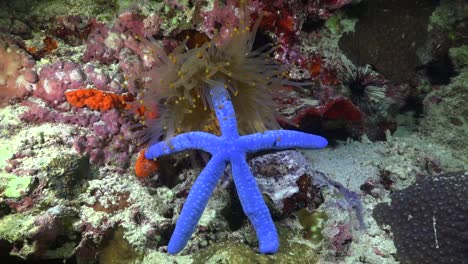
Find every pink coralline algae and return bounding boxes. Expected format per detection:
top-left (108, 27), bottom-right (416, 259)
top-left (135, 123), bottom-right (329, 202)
top-left (78, 107), bottom-right (136, 166)
top-left (82, 13), bottom-right (163, 92)
top-left (83, 64), bottom-right (112, 91)
top-left (52, 15), bottom-right (91, 45)
top-left (113, 12), bottom-right (146, 38)
top-left (34, 60), bottom-right (86, 105)
top-left (83, 12), bottom-right (159, 65)
top-left (82, 19), bottom-right (117, 64)
top-left (321, 0), bottom-right (355, 10)
top-left (14, 11), bottom-right (164, 168)
top-left (20, 98), bottom-right (136, 166)
top-left (199, 0), bottom-right (241, 44)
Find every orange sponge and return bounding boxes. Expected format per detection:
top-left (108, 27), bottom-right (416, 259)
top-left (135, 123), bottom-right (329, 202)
top-left (65, 88), bottom-right (132, 111)
top-left (134, 149), bottom-right (158, 178)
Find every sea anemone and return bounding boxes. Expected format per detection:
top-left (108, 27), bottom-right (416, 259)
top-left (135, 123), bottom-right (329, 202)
top-left (134, 8), bottom-right (289, 144)
top-left (342, 64), bottom-right (389, 114)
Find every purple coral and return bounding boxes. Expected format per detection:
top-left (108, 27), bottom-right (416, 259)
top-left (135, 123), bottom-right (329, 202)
top-left (82, 20), bottom-right (117, 64)
top-left (200, 0), bottom-right (241, 44)
top-left (83, 63), bottom-right (111, 91)
top-left (71, 111), bottom-right (135, 166)
top-left (374, 172), bottom-right (468, 263)
top-left (34, 60), bottom-right (85, 105)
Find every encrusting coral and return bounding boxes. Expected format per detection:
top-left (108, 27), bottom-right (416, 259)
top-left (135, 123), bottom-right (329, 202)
top-left (373, 172), bottom-right (468, 263)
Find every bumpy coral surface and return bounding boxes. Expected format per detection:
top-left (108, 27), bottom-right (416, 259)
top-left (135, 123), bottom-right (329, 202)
top-left (373, 172), bottom-right (468, 264)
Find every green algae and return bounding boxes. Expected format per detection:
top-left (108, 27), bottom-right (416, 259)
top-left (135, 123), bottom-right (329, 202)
top-left (44, 242), bottom-right (76, 259)
top-left (4, 0), bottom-right (120, 22)
top-left (0, 106), bottom-right (27, 165)
top-left (140, 251), bottom-right (192, 264)
top-left (0, 213), bottom-right (35, 242)
top-left (1, 174), bottom-right (33, 198)
top-left (0, 0), bottom-right (210, 36)
top-left (449, 45), bottom-right (468, 69)
top-left (296, 209), bottom-right (328, 245)
top-left (302, 11), bottom-right (357, 75)
top-left (78, 173), bottom-right (176, 252)
top-left (99, 228), bottom-right (143, 264)
top-left (428, 0), bottom-right (467, 32)
top-left (193, 226), bottom-right (318, 264)
top-left (0, 106), bottom-right (20, 122)
top-left (428, 0), bottom-right (468, 44)
top-left (126, 0), bottom-right (213, 36)
top-left (0, 144), bottom-right (13, 168)
top-left (12, 241), bottom-right (37, 259)
top-left (193, 241), bottom-right (317, 264)
top-left (46, 154), bottom-right (90, 199)
top-left (325, 13), bottom-right (357, 36)
top-left (420, 68), bottom-right (468, 168)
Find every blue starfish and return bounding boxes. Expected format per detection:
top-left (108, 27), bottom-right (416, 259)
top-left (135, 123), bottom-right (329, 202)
top-left (145, 84), bottom-right (328, 254)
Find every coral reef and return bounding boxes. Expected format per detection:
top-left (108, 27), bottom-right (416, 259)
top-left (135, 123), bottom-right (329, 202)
top-left (0, 0), bottom-right (466, 263)
top-left (250, 150), bottom-right (324, 214)
top-left (373, 172), bottom-right (468, 264)
top-left (420, 69), bottom-right (468, 165)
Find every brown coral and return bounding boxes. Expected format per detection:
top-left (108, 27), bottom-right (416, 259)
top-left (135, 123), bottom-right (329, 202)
top-left (0, 42), bottom-right (25, 107)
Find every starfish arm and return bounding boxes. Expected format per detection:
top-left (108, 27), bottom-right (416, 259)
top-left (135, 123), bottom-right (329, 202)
top-left (209, 84), bottom-right (239, 138)
top-left (230, 153), bottom-right (279, 254)
top-left (239, 130), bottom-right (328, 153)
top-left (168, 154), bottom-right (227, 254)
top-left (145, 132), bottom-right (219, 159)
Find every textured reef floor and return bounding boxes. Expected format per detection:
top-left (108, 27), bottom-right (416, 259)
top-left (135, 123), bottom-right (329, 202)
top-left (0, 0), bottom-right (467, 263)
